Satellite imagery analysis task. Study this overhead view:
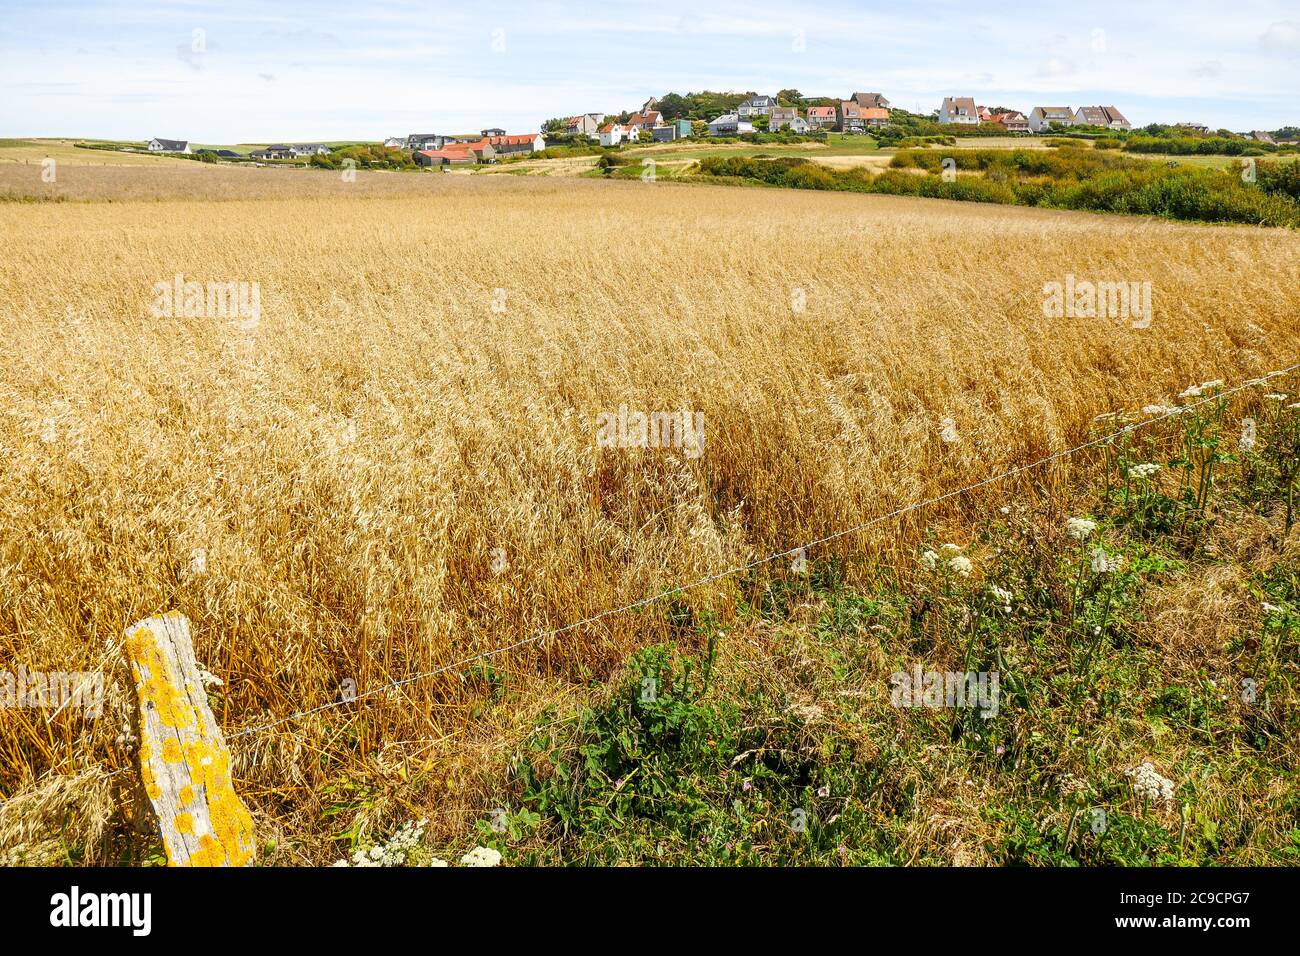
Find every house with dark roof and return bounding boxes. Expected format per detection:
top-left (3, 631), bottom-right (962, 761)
top-left (737, 95), bottom-right (777, 118)
top-left (408, 133), bottom-right (450, 150)
top-left (1073, 106), bottom-right (1131, 130)
top-left (291, 144), bottom-right (331, 157)
top-left (148, 138), bottom-right (190, 153)
top-left (249, 145), bottom-right (294, 160)
top-left (851, 92), bottom-right (890, 110)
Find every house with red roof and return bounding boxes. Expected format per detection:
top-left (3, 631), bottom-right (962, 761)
top-left (486, 133), bottom-right (546, 156)
top-left (806, 106), bottom-right (837, 130)
top-left (991, 111), bottom-right (1030, 133)
top-left (414, 139), bottom-right (496, 167)
top-left (598, 122), bottom-right (626, 147)
top-left (624, 110), bottom-right (663, 139)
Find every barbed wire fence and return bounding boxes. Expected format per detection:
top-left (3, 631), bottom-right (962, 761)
top-left (42, 362), bottom-right (1300, 818)
top-left (224, 361), bottom-right (1300, 742)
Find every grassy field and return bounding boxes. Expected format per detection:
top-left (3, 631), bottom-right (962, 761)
top-left (0, 139), bottom-right (180, 167)
top-left (0, 164), bottom-right (1297, 866)
top-left (0, 139), bottom-right (380, 169)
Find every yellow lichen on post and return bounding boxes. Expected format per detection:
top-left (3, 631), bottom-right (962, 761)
top-left (125, 612), bottom-right (255, 867)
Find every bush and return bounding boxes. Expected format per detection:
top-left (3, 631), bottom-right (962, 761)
top-left (1256, 160), bottom-right (1300, 201)
top-left (701, 150), bottom-right (1300, 228)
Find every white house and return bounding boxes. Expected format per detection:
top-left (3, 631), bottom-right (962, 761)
top-left (383, 136), bottom-right (407, 148)
top-left (768, 106), bottom-right (807, 133)
top-left (598, 123), bottom-right (625, 147)
top-left (1027, 107), bottom-right (1074, 133)
top-left (148, 138), bottom-right (190, 153)
top-left (737, 95), bottom-right (777, 118)
top-left (938, 97), bottom-right (979, 125)
top-left (707, 113), bottom-right (753, 136)
top-left (291, 144), bottom-right (331, 157)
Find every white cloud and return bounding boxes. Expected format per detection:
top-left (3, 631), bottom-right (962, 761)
top-left (1259, 20), bottom-right (1300, 54)
top-left (1037, 58), bottom-right (1076, 78)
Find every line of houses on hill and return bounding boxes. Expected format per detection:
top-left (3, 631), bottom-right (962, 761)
top-left (144, 89), bottom-right (1285, 168)
top-left (936, 99), bottom-right (1130, 132)
top-left (559, 93), bottom-right (1138, 143)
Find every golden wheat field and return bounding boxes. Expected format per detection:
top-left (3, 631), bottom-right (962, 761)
top-left (1, 165), bottom-right (1299, 864)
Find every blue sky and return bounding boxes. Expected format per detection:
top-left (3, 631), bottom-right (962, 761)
top-left (2, 0), bottom-right (1298, 141)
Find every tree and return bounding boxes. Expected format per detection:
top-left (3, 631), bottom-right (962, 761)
top-left (657, 93), bottom-right (690, 120)
top-left (691, 120), bottom-right (708, 138)
top-left (777, 89), bottom-right (804, 106)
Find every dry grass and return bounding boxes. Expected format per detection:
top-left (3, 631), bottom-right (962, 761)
top-left (1, 166), bottom-right (1298, 863)
top-left (0, 140), bottom-right (180, 168)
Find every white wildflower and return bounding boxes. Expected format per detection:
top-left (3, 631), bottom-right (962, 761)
top-left (460, 846), bottom-right (503, 868)
top-left (1125, 760), bottom-right (1175, 804)
top-left (939, 543), bottom-right (963, 558)
top-left (1142, 404), bottom-right (1171, 416)
top-left (1199, 379), bottom-right (1223, 390)
top-left (338, 818), bottom-right (427, 867)
top-left (987, 585), bottom-right (1013, 613)
top-left (1090, 548), bottom-right (1119, 574)
top-left (1262, 602), bottom-right (1281, 614)
top-left (948, 555), bottom-right (973, 577)
top-left (1127, 463), bottom-right (1160, 480)
top-left (1264, 393), bottom-right (1288, 402)
top-left (1178, 384), bottom-right (1203, 399)
top-left (1239, 419), bottom-right (1257, 452)
top-left (919, 549), bottom-right (939, 570)
top-left (428, 858), bottom-right (450, 867)
top-left (1067, 517), bottom-right (1097, 540)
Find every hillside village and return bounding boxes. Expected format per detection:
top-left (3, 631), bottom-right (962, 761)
top-left (134, 89), bottom-right (1297, 167)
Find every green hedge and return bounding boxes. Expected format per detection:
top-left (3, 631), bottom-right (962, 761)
top-left (696, 153), bottom-right (1300, 227)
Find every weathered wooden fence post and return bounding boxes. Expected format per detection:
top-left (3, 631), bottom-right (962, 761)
top-left (125, 612), bottom-right (255, 866)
